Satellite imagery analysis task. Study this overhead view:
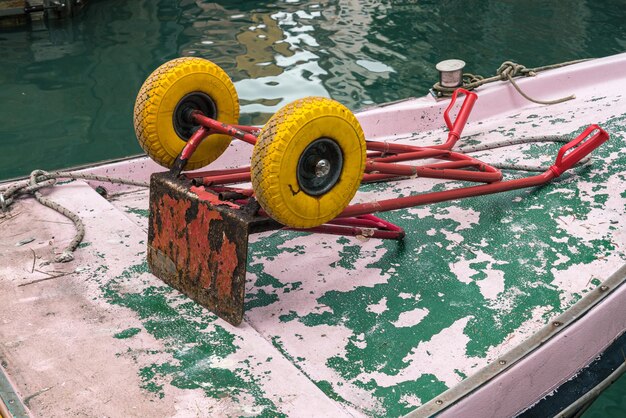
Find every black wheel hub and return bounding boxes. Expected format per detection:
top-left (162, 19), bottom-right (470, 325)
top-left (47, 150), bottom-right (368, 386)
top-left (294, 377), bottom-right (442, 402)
top-left (173, 92), bottom-right (217, 140)
top-left (297, 138), bottom-right (343, 196)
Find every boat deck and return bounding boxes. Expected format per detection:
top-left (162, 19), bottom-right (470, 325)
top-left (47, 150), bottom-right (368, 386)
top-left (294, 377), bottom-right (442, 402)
top-left (1, 55), bottom-right (626, 417)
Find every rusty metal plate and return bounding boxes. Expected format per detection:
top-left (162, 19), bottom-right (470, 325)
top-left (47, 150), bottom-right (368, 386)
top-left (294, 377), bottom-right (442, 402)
top-left (147, 172), bottom-right (277, 325)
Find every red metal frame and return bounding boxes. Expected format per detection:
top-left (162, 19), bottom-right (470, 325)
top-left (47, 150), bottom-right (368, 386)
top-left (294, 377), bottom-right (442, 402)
top-left (174, 89), bottom-right (609, 240)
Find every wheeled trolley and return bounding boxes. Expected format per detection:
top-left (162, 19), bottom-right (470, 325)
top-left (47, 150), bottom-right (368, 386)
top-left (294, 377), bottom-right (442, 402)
top-left (135, 57), bottom-right (608, 324)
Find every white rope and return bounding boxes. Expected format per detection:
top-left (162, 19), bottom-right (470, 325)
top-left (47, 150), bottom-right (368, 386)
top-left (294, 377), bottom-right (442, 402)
top-left (0, 135), bottom-right (591, 262)
top-left (1, 170), bottom-right (148, 263)
top-left (454, 135), bottom-right (591, 172)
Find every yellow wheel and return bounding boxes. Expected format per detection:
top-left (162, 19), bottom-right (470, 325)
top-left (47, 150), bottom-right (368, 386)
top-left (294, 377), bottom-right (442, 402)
top-left (134, 57), bottom-right (239, 170)
top-left (251, 97), bottom-right (366, 228)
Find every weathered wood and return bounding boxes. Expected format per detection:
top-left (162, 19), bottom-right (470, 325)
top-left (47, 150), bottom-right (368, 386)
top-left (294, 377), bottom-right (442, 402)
top-left (0, 0), bottom-right (87, 27)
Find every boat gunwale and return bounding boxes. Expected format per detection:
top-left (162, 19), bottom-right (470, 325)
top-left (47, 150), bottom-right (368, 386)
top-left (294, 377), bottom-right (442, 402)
top-left (407, 264), bottom-right (626, 417)
top-left (0, 360), bottom-right (29, 418)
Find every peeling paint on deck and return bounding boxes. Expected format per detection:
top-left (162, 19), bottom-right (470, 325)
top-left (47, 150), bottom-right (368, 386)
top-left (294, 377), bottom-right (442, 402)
top-left (94, 262), bottom-right (285, 416)
top-left (2, 66), bottom-right (625, 417)
top-left (242, 112), bottom-right (626, 416)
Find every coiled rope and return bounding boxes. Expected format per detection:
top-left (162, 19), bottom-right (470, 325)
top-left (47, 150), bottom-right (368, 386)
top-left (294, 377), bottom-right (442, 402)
top-left (432, 59), bottom-right (590, 105)
top-left (0, 171), bottom-right (148, 263)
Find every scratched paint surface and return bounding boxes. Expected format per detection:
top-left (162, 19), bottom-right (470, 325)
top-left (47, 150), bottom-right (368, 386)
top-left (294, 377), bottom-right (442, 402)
top-left (93, 92), bottom-right (626, 416)
top-left (93, 262), bottom-right (285, 416)
top-left (106, 191), bottom-right (359, 417)
top-left (0, 185), bottom-right (315, 416)
top-left (107, 196), bottom-right (337, 417)
top-left (243, 103), bottom-right (626, 416)
top-left (0, 181), bottom-right (356, 416)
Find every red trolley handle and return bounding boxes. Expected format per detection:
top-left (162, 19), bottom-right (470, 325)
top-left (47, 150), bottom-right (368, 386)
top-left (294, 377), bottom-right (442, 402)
top-left (550, 124), bottom-right (609, 177)
top-left (443, 88), bottom-right (478, 141)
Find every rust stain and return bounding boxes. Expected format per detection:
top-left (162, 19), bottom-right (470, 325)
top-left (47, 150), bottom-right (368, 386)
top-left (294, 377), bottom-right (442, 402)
top-left (190, 185), bottom-right (241, 209)
top-left (216, 234), bottom-right (238, 299)
top-left (188, 204), bottom-right (222, 288)
top-left (151, 194), bottom-right (191, 263)
top-left (151, 194), bottom-right (221, 288)
top-left (151, 195), bottom-right (191, 287)
top-left (148, 173), bottom-right (255, 325)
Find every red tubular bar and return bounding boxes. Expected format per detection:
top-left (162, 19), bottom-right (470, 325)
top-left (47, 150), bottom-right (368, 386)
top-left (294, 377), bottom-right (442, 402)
top-left (364, 89), bottom-right (477, 158)
top-left (432, 88), bottom-right (478, 150)
top-left (180, 127), bottom-right (209, 160)
top-left (419, 168), bottom-right (501, 183)
top-left (176, 93), bottom-right (608, 244)
top-left (327, 218), bottom-right (388, 228)
top-left (550, 125), bottom-right (608, 176)
top-left (419, 160), bottom-right (482, 170)
top-left (367, 141), bottom-right (428, 155)
top-left (341, 125), bottom-right (609, 218)
top-left (193, 113), bottom-right (258, 145)
top-left (370, 149), bottom-right (496, 170)
top-left (366, 161), bottom-right (418, 177)
top-left (370, 149), bottom-right (450, 163)
top-left (366, 161), bottom-right (502, 183)
top-left (359, 214), bottom-right (404, 232)
top-left (198, 172), bottom-right (252, 186)
top-left (231, 124), bottom-right (262, 135)
top-left (364, 89), bottom-right (478, 158)
top-left (359, 90), bottom-right (476, 159)
top-left (289, 224), bottom-right (404, 240)
top-left (327, 214), bottom-right (403, 232)
top-left (185, 166), bottom-right (251, 179)
top-left (341, 171), bottom-right (556, 218)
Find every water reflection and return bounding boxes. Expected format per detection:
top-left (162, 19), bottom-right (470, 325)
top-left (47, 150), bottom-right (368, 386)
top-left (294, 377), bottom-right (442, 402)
top-left (0, 0), bottom-right (625, 179)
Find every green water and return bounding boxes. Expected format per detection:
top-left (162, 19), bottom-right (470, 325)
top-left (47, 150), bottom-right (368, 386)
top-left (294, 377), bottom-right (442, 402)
top-left (1, 0), bottom-right (625, 413)
top-left (2, 0), bottom-right (625, 180)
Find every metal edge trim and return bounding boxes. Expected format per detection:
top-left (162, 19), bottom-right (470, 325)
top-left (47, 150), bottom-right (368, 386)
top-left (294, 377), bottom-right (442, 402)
top-left (0, 154), bottom-right (147, 186)
top-left (0, 364), bottom-right (30, 418)
top-left (403, 263), bottom-right (626, 418)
